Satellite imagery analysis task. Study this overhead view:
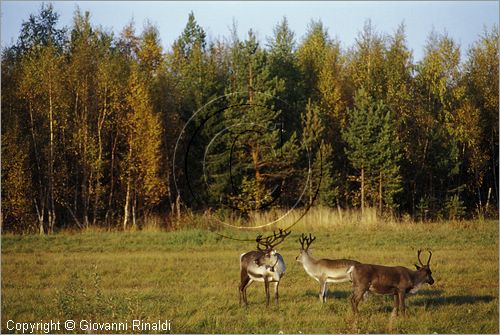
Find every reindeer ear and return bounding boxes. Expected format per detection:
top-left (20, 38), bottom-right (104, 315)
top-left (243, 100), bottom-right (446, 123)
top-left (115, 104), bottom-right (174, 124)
top-left (415, 264), bottom-right (421, 270)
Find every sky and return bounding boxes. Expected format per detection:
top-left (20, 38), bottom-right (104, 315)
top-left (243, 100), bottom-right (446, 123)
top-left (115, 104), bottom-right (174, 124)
top-left (1, 1), bottom-right (498, 62)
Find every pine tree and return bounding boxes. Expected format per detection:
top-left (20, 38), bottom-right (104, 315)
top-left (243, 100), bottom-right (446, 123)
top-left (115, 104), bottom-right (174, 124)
top-left (16, 3), bottom-right (67, 54)
top-left (300, 100), bottom-right (336, 206)
top-left (342, 89), bottom-right (401, 215)
top-left (204, 29), bottom-right (299, 214)
top-left (268, 17), bottom-right (303, 135)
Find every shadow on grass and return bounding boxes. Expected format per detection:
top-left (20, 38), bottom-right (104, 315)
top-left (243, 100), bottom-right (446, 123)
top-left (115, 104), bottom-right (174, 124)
top-left (413, 294), bottom-right (496, 306)
top-left (413, 289), bottom-right (444, 296)
top-left (304, 289), bottom-right (351, 299)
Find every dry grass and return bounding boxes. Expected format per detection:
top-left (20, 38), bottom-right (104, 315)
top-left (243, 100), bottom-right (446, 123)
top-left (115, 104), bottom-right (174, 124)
top-left (1, 211), bottom-right (498, 334)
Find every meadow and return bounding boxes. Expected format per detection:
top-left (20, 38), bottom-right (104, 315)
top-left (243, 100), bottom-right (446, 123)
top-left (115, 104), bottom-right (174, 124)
top-left (1, 214), bottom-right (498, 334)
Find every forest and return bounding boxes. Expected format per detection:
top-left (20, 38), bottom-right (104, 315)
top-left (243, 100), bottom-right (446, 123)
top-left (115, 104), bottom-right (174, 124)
top-left (1, 4), bottom-right (498, 233)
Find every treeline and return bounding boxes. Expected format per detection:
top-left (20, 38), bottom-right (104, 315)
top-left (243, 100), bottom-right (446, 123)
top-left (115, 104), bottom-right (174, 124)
top-left (1, 4), bottom-right (498, 233)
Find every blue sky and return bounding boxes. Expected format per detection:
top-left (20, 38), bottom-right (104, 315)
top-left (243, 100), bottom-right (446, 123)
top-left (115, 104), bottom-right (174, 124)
top-left (1, 1), bottom-right (498, 61)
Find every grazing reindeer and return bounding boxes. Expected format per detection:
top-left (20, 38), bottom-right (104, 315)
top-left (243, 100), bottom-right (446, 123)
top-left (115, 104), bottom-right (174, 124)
top-left (296, 233), bottom-right (360, 303)
top-left (349, 250), bottom-right (435, 316)
top-left (239, 229), bottom-right (291, 307)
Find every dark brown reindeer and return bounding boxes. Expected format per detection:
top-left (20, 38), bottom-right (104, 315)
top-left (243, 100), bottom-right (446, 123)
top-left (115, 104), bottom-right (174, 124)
top-left (239, 229), bottom-right (291, 307)
top-left (349, 250), bottom-right (434, 316)
top-left (296, 233), bottom-right (360, 303)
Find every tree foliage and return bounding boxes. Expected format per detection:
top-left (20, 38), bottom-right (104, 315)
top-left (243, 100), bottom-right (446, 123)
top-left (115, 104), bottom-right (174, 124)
top-left (1, 7), bottom-right (498, 232)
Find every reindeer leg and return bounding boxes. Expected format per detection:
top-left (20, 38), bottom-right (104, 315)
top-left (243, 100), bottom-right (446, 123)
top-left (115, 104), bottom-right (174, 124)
top-left (398, 291), bottom-right (406, 316)
top-left (351, 288), bottom-right (365, 314)
top-left (392, 293), bottom-right (399, 316)
top-left (244, 279), bottom-right (253, 305)
top-left (322, 281), bottom-right (328, 303)
top-left (239, 275), bottom-right (251, 306)
top-left (318, 278), bottom-right (327, 303)
top-left (264, 277), bottom-right (270, 307)
top-left (273, 281), bottom-right (279, 307)
top-left (239, 271), bottom-right (251, 306)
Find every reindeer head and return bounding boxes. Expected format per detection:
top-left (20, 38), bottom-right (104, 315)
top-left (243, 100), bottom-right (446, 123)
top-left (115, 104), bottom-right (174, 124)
top-left (255, 229), bottom-right (290, 269)
top-left (414, 249), bottom-right (434, 285)
top-left (296, 233), bottom-right (316, 263)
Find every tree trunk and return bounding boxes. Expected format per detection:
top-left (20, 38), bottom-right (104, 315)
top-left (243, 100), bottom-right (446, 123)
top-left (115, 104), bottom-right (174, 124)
top-left (123, 178), bottom-right (131, 231)
top-left (176, 194), bottom-right (181, 221)
top-left (123, 145), bottom-right (133, 230)
top-left (34, 199), bottom-right (45, 235)
top-left (105, 132), bottom-right (118, 226)
top-left (252, 146), bottom-right (261, 209)
top-left (132, 192), bottom-right (137, 228)
top-left (28, 102), bottom-right (46, 234)
top-left (81, 124), bottom-right (89, 228)
top-left (48, 85), bottom-right (56, 233)
top-left (93, 86), bottom-right (107, 226)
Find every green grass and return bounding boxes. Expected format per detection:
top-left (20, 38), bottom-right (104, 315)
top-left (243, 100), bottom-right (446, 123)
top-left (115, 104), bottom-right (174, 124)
top-left (2, 219), bottom-right (498, 333)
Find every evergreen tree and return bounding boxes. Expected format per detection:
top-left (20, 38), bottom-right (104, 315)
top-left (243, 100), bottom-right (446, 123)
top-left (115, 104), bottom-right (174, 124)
top-left (268, 17), bottom-right (303, 135)
top-left (204, 30), bottom-right (299, 214)
top-left (1, 6), bottom-right (499, 232)
top-left (342, 89), bottom-right (401, 214)
top-left (16, 3), bottom-right (67, 54)
top-left (301, 100), bottom-right (336, 206)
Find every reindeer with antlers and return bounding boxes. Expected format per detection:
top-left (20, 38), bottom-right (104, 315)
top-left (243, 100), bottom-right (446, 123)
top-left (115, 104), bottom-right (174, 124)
top-left (296, 233), bottom-right (360, 303)
top-left (349, 249), bottom-right (435, 316)
top-left (239, 229), bottom-right (291, 307)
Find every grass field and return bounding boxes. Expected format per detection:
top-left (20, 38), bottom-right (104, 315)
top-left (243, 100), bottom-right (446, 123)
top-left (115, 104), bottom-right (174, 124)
top-left (1, 218), bottom-right (498, 333)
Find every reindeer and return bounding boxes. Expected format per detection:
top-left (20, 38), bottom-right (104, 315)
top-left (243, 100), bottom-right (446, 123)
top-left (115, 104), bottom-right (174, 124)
top-left (296, 233), bottom-right (360, 303)
top-left (239, 229), bottom-right (291, 307)
top-left (349, 250), bottom-right (434, 316)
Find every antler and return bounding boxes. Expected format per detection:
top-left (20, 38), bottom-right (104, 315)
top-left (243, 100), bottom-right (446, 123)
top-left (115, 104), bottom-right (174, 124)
top-left (298, 233), bottom-right (316, 251)
top-left (417, 249), bottom-right (424, 266)
top-left (256, 234), bottom-right (267, 251)
top-left (256, 229), bottom-right (291, 251)
top-left (417, 249), bottom-right (433, 266)
top-left (298, 234), bottom-right (306, 250)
